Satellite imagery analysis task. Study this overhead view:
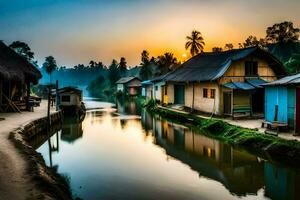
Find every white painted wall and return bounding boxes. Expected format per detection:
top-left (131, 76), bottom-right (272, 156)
top-left (153, 82), bottom-right (165, 102)
top-left (117, 84), bottom-right (124, 92)
top-left (185, 82), bottom-right (220, 114)
top-left (60, 93), bottom-right (80, 106)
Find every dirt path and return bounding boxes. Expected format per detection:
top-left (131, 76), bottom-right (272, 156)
top-left (0, 101), bottom-right (55, 199)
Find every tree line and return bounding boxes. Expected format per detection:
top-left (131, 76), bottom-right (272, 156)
top-left (7, 20), bottom-right (300, 97)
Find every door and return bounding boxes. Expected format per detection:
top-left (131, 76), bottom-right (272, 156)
top-left (223, 92), bottom-right (232, 115)
top-left (174, 85), bottom-right (185, 104)
top-left (296, 88), bottom-right (300, 133)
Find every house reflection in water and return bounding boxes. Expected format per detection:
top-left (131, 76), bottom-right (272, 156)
top-left (116, 98), bottom-right (141, 115)
top-left (147, 116), bottom-right (265, 197)
top-left (142, 114), bottom-right (300, 199)
top-left (264, 163), bottom-right (300, 200)
top-left (60, 117), bottom-right (83, 143)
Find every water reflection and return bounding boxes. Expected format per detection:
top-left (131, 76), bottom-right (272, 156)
top-left (61, 117), bottom-right (84, 143)
top-left (35, 100), bottom-right (300, 200)
top-left (148, 114), bottom-right (265, 196)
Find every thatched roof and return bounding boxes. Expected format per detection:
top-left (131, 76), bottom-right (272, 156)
top-left (162, 47), bottom-right (287, 82)
top-left (0, 41), bottom-right (41, 84)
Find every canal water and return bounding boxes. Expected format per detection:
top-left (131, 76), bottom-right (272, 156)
top-left (35, 99), bottom-right (300, 200)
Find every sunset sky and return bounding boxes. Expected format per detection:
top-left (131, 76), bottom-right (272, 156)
top-left (1, 0), bottom-right (300, 67)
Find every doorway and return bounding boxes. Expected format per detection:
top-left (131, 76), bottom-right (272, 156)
top-left (223, 92), bottom-right (232, 115)
top-left (174, 85), bottom-right (185, 104)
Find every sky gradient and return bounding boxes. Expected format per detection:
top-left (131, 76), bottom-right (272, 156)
top-left (1, 0), bottom-right (300, 67)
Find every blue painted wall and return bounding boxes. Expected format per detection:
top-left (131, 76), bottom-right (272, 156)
top-left (288, 88), bottom-right (296, 128)
top-left (265, 87), bottom-right (288, 123)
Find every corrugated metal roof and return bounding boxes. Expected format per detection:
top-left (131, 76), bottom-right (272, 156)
top-left (223, 82), bottom-right (255, 90)
top-left (160, 47), bottom-right (286, 82)
top-left (116, 76), bottom-right (140, 84)
top-left (141, 80), bottom-right (152, 85)
top-left (264, 73), bottom-right (300, 86)
top-left (246, 78), bottom-right (268, 88)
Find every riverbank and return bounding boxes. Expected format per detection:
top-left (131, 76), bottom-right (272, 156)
top-left (149, 105), bottom-right (300, 165)
top-left (0, 102), bottom-right (72, 200)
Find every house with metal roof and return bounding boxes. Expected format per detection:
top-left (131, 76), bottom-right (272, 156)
top-left (116, 76), bottom-right (141, 96)
top-left (155, 47), bottom-right (287, 117)
top-left (263, 73), bottom-right (300, 133)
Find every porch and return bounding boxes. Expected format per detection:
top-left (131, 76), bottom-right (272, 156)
top-left (222, 79), bottom-right (266, 119)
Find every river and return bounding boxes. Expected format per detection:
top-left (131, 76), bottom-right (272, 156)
top-left (34, 98), bottom-right (300, 200)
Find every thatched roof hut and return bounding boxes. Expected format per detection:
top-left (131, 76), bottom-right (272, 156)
top-left (0, 41), bottom-right (41, 84)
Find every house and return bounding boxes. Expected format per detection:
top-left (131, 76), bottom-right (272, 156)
top-left (116, 76), bottom-right (141, 96)
top-left (0, 41), bottom-right (41, 112)
top-left (141, 80), bottom-right (153, 99)
top-left (157, 47), bottom-right (286, 116)
top-left (57, 86), bottom-right (84, 115)
top-left (263, 73), bottom-right (300, 133)
top-left (148, 74), bottom-right (171, 104)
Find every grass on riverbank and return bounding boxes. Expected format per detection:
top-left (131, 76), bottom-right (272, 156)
top-left (148, 104), bottom-right (300, 164)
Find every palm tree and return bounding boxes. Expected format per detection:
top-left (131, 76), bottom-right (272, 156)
top-left (185, 30), bottom-right (205, 56)
top-left (43, 56), bottom-right (57, 83)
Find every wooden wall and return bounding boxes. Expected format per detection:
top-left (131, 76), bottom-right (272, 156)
top-left (219, 55), bottom-right (278, 85)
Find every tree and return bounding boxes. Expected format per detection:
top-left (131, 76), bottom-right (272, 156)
top-left (87, 75), bottom-right (106, 97)
top-left (89, 60), bottom-right (96, 69)
top-left (285, 54), bottom-right (300, 73)
top-left (139, 50), bottom-right (153, 80)
top-left (212, 47), bottom-right (223, 52)
top-left (141, 50), bottom-right (150, 65)
top-left (224, 43), bottom-right (234, 50)
top-left (9, 41), bottom-right (34, 61)
top-left (119, 57), bottom-right (127, 76)
top-left (156, 52), bottom-right (179, 74)
top-left (108, 59), bottom-right (120, 84)
top-left (243, 35), bottom-right (260, 48)
top-left (266, 21), bottom-right (300, 44)
top-left (185, 30), bottom-right (205, 56)
top-left (42, 56), bottom-right (57, 83)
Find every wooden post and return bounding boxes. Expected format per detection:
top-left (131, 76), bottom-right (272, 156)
top-left (55, 80), bottom-right (59, 111)
top-left (192, 82), bottom-right (195, 112)
top-left (0, 79), bottom-right (2, 110)
top-left (47, 139), bottom-right (53, 168)
top-left (26, 81), bottom-right (30, 111)
top-left (47, 85), bottom-right (51, 129)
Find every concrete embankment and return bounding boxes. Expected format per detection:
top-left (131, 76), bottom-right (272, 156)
top-left (9, 111), bottom-right (73, 200)
top-left (150, 106), bottom-right (300, 165)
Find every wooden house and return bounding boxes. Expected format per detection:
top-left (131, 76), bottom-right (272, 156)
top-left (0, 41), bottom-right (41, 112)
top-left (57, 87), bottom-right (85, 115)
top-left (264, 73), bottom-right (300, 133)
top-left (116, 77), bottom-right (141, 96)
top-left (158, 47), bottom-right (287, 117)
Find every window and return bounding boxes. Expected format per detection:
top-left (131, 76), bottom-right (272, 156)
top-left (61, 95), bottom-right (70, 102)
top-left (210, 89), bottom-right (216, 99)
top-left (155, 86), bottom-right (158, 91)
top-left (203, 88), bottom-right (208, 98)
top-left (164, 86), bottom-right (168, 95)
top-left (203, 88), bottom-right (215, 99)
top-left (245, 61), bottom-right (258, 76)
